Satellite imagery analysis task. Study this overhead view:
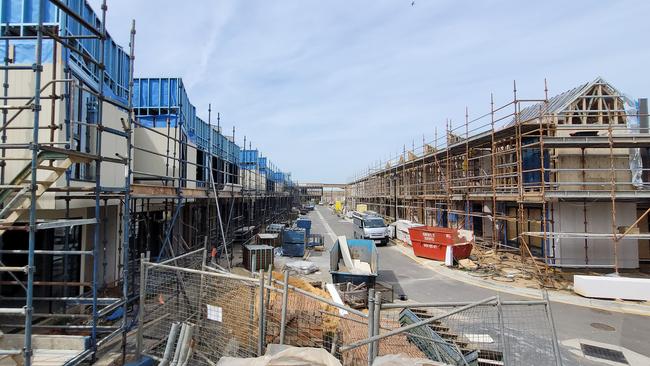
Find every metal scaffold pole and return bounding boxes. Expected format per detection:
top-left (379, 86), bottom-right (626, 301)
top-left (23, 1), bottom-right (45, 364)
top-left (0, 0), bottom-right (135, 361)
top-left (121, 18), bottom-right (137, 363)
top-left (208, 109), bottom-right (230, 270)
top-left (539, 80), bottom-right (549, 273)
top-left (90, 2), bottom-right (108, 358)
top-left (490, 93), bottom-right (498, 249)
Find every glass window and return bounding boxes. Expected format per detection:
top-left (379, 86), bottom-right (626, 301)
top-left (364, 218), bottom-right (385, 228)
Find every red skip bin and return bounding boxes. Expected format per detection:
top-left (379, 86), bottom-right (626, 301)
top-left (408, 226), bottom-right (474, 262)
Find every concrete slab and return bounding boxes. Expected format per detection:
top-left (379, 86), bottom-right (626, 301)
top-left (574, 275), bottom-right (650, 301)
top-left (0, 334), bottom-right (87, 366)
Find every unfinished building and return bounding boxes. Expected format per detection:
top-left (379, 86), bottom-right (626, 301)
top-left (347, 78), bottom-right (650, 271)
top-left (0, 1), bottom-right (295, 364)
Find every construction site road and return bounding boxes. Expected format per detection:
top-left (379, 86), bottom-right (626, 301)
top-left (305, 205), bottom-right (650, 366)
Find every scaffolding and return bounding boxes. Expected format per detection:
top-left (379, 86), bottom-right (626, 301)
top-left (347, 78), bottom-right (650, 276)
top-left (0, 1), bottom-right (297, 364)
top-left (0, 1), bottom-right (133, 364)
top-left (129, 77), bottom-right (296, 268)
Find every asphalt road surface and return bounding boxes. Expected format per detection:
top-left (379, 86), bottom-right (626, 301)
top-left (304, 205), bottom-right (650, 366)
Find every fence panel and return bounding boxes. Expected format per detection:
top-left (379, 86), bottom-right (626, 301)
top-left (140, 260), bottom-right (260, 364)
top-left (369, 301), bottom-right (558, 366)
top-left (138, 252), bottom-right (560, 366)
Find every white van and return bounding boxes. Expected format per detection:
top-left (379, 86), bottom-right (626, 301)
top-left (352, 211), bottom-right (389, 246)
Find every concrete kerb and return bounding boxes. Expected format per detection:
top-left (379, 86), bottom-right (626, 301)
top-left (389, 243), bottom-right (650, 317)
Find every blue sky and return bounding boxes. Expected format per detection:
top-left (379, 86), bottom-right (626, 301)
top-left (92, 0), bottom-right (650, 183)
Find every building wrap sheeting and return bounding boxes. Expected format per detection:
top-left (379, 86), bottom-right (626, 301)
top-left (134, 77), bottom-right (241, 164)
top-left (626, 99), bottom-right (645, 188)
top-left (0, 0), bottom-right (131, 103)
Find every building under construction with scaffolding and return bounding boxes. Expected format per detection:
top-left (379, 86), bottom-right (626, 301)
top-left (347, 78), bottom-right (650, 272)
top-left (0, 1), bottom-right (296, 364)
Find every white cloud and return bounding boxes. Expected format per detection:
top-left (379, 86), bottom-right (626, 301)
top-left (91, 0), bottom-right (650, 183)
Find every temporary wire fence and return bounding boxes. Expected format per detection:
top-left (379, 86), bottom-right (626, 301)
top-left (136, 251), bottom-right (562, 366)
top-left (366, 298), bottom-right (561, 366)
top-left (264, 271), bottom-right (371, 363)
top-left (137, 249), bottom-right (260, 364)
top-left (136, 252), bottom-right (370, 365)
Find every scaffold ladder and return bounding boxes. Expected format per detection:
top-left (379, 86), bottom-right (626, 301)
top-left (0, 151), bottom-right (90, 235)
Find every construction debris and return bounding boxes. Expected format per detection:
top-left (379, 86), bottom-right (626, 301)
top-left (331, 237), bottom-right (378, 286)
top-left (465, 246), bottom-right (572, 290)
top-left (284, 260), bottom-right (320, 275)
top-left (371, 354), bottom-right (447, 366)
top-left (270, 272), bottom-right (340, 333)
top-left (333, 282), bottom-right (369, 309)
top-left (457, 259), bottom-right (478, 271)
top-left (216, 345), bottom-right (341, 366)
top-left (390, 220), bottom-right (423, 246)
